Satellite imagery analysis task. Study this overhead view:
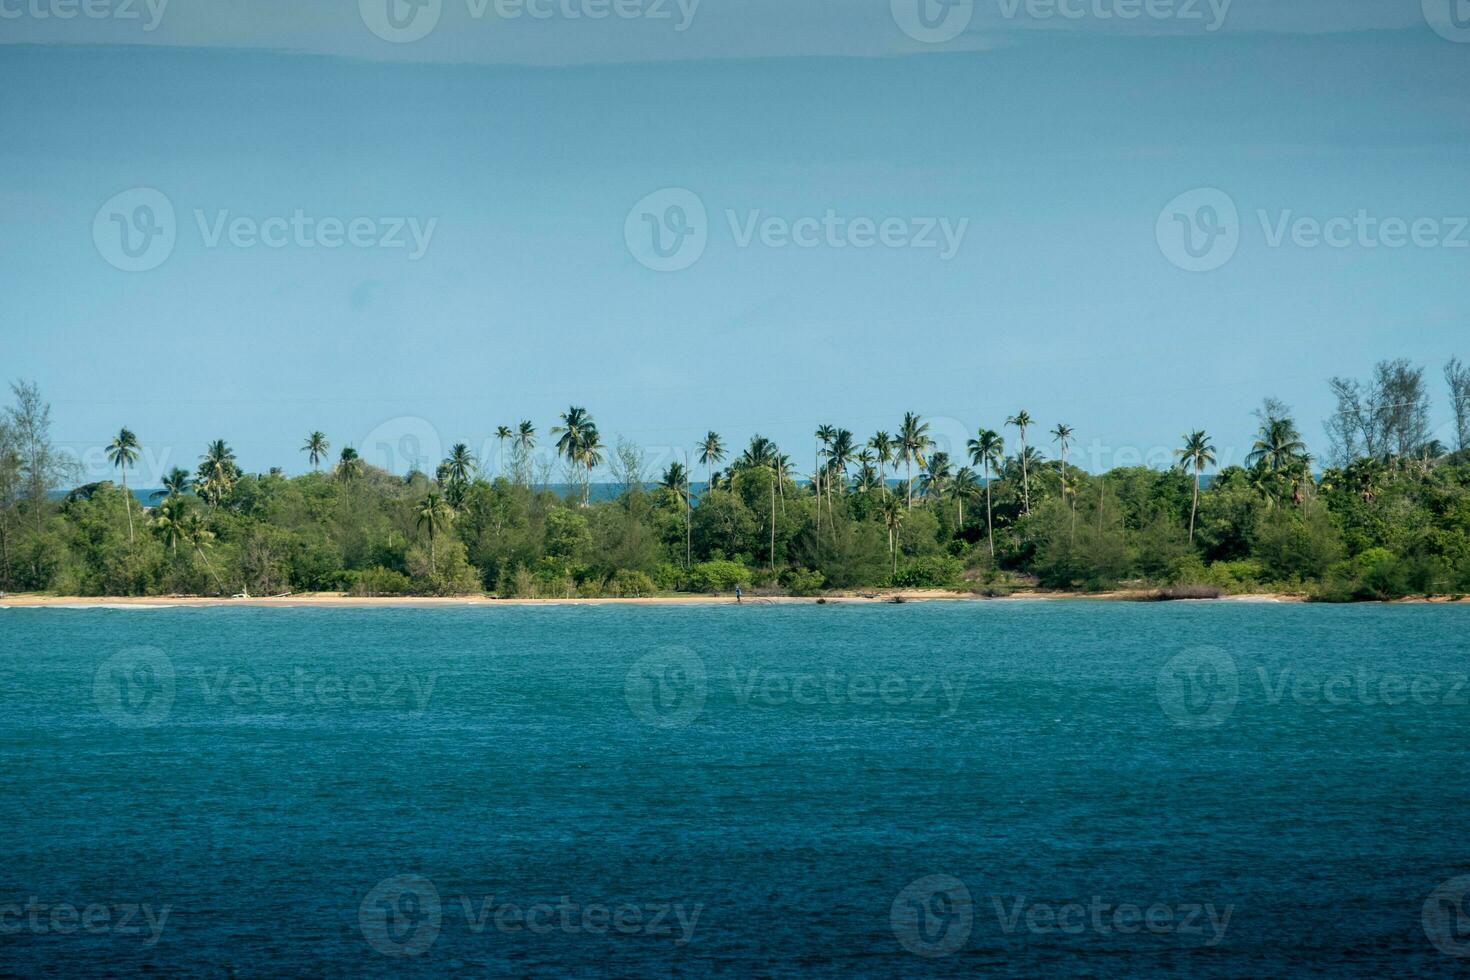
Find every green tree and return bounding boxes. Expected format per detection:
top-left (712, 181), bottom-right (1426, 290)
top-left (898, 412), bottom-right (930, 510)
top-left (301, 431), bottom-right (330, 471)
top-left (415, 490), bottom-right (454, 574)
top-left (1175, 429), bottom-right (1217, 544)
top-left (967, 428), bottom-right (1004, 557)
top-left (106, 427), bottom-right (140, 545)
top-left (1006, 410), bottom-right (1034, 514)
top-left (698, 431), bottom-right (725, 489)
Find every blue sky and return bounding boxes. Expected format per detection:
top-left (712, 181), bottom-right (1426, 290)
top-left (2, 0), bottom-right (1467, 484)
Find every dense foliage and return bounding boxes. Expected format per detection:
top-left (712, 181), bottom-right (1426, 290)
top-left (1, 361), bottom-right (1468, 601)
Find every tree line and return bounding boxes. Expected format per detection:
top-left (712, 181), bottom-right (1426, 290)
top-left (1, 357), bottom-right (1467, 600)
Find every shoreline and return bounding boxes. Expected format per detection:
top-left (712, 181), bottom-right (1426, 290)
top-left (5, 589), bottom-right (1464, 608)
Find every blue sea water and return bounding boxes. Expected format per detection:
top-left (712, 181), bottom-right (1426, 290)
top-left (1, 601), bottom-right (1468, 977)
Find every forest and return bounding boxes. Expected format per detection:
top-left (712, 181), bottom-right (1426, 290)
top-left (1, 357), bottom-right (1467, 601)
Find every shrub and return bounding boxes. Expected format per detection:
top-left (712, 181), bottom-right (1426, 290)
top-left (346, 566), bottom-right (413, 597)
top-left (688, 559), bottom-right (752, 592)
top-left (783, 568), bottom-right (825, 596)
top-left (890, 555), bottom-right (963, 588)
top-left (608, 569), bottom-right (657, 597)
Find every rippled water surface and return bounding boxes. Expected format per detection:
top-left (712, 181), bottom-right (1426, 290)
top-left (2, 601), bottom-right (1468, 976)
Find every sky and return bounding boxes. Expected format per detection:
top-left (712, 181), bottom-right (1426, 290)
top-left (2, 0), bottom-right (1467, 485)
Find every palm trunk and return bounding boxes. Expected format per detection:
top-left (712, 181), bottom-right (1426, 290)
top-left (769, 475), bottom-right (776, 572)
top-left (1189, 466), bottom-right (1200, 544)
top-left (122, 466), bottom-right (134, 545)
top-left (906, 456), bottom-right (913, 510)
top-left (1020, 430), bottom-right (1030, 514)
top-left (984, 462), bottom-right (994, 557)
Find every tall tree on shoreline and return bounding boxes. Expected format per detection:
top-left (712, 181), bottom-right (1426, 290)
top-left (814, 424), bottom-right (836, 530)
top-left (1175, 430), bottom-right (1216, 544)
top-left (152, 467), bottom-right (192, 501)
top-left (881, 494), bottom-right (904, 575)
top-left (415, 490), bottom-right (453, 575)
top-left (494, 425), bottom-right (513, 477)
top-left (301, 432), bottom-right (330, 471)
top-left (661, 460), bottom-right (692, 569)
top-left (106, 427), bottom-right (140, 545)
top-left (196, 439), bottom-right (237, 510)
top-left (1051, 423), bottom-right (1073, 499)
top-left (868, 432), bottom-right (894, 497)
top-left (514, 421), bottom-right (536, 486)
top-left (698, 431), bottom-right (725, 490)
top-left (967, 428), bottom-right (1003, 558)
top-left (1007, 410), bottom-right (1034, 514)
top-left (898, 412), bottom-right (930, 510)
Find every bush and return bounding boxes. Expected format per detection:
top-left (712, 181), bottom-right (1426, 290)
top-left (783, 568), bottom-right (825, 596)
top-left (608, 569), bottom-right (657, 597)
top-left (688, 559), bottom-right (752, 592)
top-left (890, 555), bottom-right (963, 588)
top-left (346, 566), bottom-right (413, 597)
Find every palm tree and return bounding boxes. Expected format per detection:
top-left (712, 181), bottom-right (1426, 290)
top-left (445, 442), bottom-right (476, 483)
top-left (920, 451), bottom-right (953, 502)
top-left (106, 427), bottom-right (140, 545)
top-left (494, 425), bottom-right (513, 477)
top-left (150, 496), bottom-right (188, 554)
top-left (898, 412), bottom-right (931, 510)
top-left (1051, 423), bottom-right (1073, 499)
top-left (814, 424), bottom-right (836, 530)
top-left (828, 429), bottom-right (856, 494)
top-left (336, 446), bottom-right (362, 482)
top-left (1006, 410), bottom-right (1034, 514)
top-left (196, 439), bottom-right (238, 510)
top-left (951, 467), bottom-right (978, 525)
top-left (967, 428), bottom-right (1004, 558)
top-left (1174, 430), bottom-right (1216, 544)
top-left (881, 495), bottom-right (905, 575)
top-left (182, 511), bottom-right (225, 592)
top-left (301, 431), bottom-right (330, 471)
top-left (152, 467), bottom-right (192, 500)
top-left (552, 407), bottom-right (603, 504)
top-left (698, 432), bottom-right (725, 491)
top-left (869, 431), bottom-right (894, 497)
top-left (1246, 415), bottom-right (1308, 475)
top-left (661, 461), bottom-right (692, 568)
top-left (415, 490), bottom-right (454, 575)
top-left (514, 421), bottom-right (536, 485)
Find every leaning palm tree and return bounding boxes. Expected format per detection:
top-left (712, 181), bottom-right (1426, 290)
top-left (898, 412), bottom-right (930, 510)
top-left (182, 511), bottom-right (225, 593)
top-left (150, 495), bottom-right (188, 554)
top-left (415, 490), bottom-right (454, 575)
top-left (301, 431), bottom-right (330, 471)
top-left (1006, 410), bottom-right (1034, 514)
top-left (698, 432), bottom-right (726, 490)
top-left (151, 467), bottom-right (192, 500)
top-left (1175, 430), bottom-right (1217, 545)
top-left (868, 431), bottom-right (894, 497)
top-left (494, 425), bottom-right (513, 477)
top-left (106, 427), bottom-right (140, 545)
top-left (1050, 423), bottom-right (1073, 499)
top-left (967, 428), bottom-right (1004, 558)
